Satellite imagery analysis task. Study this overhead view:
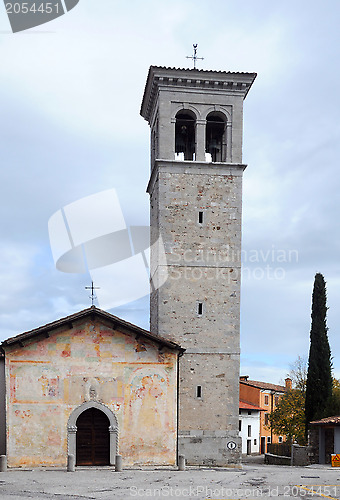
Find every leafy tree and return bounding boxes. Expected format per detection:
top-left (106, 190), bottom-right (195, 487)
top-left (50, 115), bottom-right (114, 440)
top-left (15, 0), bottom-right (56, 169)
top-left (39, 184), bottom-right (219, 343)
top-left (288, 355), bottom-right (307, 394)
top-left (269, 389), bottom-right (306, 444)
top-left (305, 273), bottom-right (332, 433)
top-left (324, 378), bottom-right (340, 417)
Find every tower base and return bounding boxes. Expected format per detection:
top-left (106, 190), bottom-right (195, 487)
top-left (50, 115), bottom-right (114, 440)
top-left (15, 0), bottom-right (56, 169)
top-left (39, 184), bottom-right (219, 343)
top-left (178, 432), bottom-right (241, 467)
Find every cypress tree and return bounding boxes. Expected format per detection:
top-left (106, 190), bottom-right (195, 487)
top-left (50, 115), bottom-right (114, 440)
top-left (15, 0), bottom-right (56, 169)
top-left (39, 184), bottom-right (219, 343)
top-left (305, 273), bottom-right (332, 434)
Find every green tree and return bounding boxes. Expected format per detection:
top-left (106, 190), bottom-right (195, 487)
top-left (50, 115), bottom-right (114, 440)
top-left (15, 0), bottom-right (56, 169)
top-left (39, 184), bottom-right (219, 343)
top-left (305, 273), bottom-right (332, 433)
top-left (288, 355), bottom-right (307, 393)
top-left (324, 378), bottom-right (340, 417)
top-left (269, 389), bottom-right (306, 444)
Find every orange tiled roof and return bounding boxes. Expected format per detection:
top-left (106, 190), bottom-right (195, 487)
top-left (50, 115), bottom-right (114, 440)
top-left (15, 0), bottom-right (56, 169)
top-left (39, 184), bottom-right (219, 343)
top-left (240, 379), bottom-right (286, 393)
top-left (239, 400), bottom-right (263, 411)
top-left (310, 415), bottom-right (340, 425)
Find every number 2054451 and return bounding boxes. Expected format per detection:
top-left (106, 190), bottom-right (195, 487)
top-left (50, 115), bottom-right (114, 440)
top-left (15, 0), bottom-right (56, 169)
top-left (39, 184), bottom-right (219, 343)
top-left (284, 486), bottom-right (338, 497)
top-left (6, 3), bottom-right (60, 14)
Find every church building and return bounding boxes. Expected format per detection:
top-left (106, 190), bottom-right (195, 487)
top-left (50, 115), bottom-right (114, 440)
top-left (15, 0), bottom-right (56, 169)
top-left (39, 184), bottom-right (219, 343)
top-left (0, 307), bottom-right (183, 467)
top-left (0, 63), bottom-right (255, 467)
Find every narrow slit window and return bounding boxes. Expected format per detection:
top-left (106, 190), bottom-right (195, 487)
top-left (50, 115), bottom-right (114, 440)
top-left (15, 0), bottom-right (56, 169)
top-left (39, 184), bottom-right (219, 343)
top-left (197, 302), bottom-right (203, 315)
top-left (196, 385), bottom-right (202, 398)
top-left (198, 211), bottom-right (203, 224)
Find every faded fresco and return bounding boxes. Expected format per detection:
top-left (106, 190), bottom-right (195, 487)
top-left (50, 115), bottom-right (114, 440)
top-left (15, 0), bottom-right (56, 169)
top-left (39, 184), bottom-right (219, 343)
top-left (5, 318), bottom-right (178, 467)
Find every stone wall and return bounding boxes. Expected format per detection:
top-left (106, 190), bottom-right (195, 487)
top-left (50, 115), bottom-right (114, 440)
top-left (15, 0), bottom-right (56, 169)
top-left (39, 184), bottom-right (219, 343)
top-left (265, 453), bottom-right (291, 466)
top-left (179, 432), bottom-right (242, 467)
top-left (149, 161), bottom-right (244, 464)
top-left (291, 444), bottom-right (309, 466)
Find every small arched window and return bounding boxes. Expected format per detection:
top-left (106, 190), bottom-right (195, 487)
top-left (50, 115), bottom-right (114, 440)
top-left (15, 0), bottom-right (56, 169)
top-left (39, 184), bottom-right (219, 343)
top-left (206, 113), bottom-right (226, 162)
top-left (175, 111), bottom-right (195, 161)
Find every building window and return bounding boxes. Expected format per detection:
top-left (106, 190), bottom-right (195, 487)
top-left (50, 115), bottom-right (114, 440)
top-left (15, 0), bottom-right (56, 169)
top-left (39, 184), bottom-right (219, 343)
top-left (264, 413), bottom-right (270, 426)
top-left (248, 425), bottom-right (251, 437)
top-left (248, 411), bottom-right (252, 415)
top-left (198, 211), bottom-right (204, 224)
top-left (264, 395), bottom-right (269, 405)
top-left (278, 436), bottom-right (283, 443)
top-left (239, 420), bottom-right (242, 431)
top-left (196, 385), bottom-right (202, 399)
top-left (197, 302), bottom-right (204, 316)
top-left (267, 436), bottom-right (271, 444)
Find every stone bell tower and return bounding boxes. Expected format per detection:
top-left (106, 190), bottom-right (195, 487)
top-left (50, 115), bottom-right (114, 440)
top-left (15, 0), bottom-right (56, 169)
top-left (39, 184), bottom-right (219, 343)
top-left (141, 65), bottom-right (256, 465)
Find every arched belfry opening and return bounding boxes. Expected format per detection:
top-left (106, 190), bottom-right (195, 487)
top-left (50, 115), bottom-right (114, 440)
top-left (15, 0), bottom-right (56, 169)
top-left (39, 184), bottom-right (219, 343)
top-left (206, 113), bottom-right (226, 162)
top-left (175, 111), bottom-right (196, 160)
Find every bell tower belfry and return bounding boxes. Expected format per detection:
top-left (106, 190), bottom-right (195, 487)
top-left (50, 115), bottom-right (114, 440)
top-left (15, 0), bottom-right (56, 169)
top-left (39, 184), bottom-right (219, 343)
top-left (141, 66), bottom-right (256, 465)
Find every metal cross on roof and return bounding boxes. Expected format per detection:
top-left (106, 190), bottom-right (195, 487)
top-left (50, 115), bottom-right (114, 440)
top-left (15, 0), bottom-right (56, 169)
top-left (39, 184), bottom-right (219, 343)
top-left (85, 281), bottom-right (100, 306)
top-left (186, 43), bottom-right (204, 69)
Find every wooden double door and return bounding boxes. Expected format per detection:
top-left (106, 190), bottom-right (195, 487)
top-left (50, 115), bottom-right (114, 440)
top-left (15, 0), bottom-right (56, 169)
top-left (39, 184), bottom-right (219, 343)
top-left (76, 408), bottom-right (110, 466)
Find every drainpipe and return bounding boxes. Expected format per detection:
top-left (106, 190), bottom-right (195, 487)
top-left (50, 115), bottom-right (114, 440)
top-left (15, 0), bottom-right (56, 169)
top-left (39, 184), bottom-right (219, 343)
top-left (270, 391), bottom-right (274, 445)
top-left (176, 351), bottom-right (182, 466)
top-left (0, 348), bottom-right (6, 457)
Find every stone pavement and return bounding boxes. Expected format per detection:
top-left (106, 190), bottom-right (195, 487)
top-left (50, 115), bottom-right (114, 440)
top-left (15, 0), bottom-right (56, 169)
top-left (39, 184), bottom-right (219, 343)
top-left (1, 462), bottom-right (340, 500)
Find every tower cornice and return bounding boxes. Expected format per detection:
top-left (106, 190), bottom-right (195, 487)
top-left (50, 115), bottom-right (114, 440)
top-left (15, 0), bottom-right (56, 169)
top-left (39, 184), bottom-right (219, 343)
top-left (140, 66), bottom-right (257, 124)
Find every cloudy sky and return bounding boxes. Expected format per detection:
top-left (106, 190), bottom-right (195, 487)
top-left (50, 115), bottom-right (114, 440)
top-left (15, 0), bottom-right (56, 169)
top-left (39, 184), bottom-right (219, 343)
top-left (0, 0), bottom-right (339, 385)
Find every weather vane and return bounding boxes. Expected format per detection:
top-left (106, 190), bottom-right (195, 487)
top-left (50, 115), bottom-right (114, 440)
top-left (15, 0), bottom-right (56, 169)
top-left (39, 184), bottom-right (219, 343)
top-left (85, 281), bottom-right (100, 306)
top-left (186, 43), bottom-right (204, 69)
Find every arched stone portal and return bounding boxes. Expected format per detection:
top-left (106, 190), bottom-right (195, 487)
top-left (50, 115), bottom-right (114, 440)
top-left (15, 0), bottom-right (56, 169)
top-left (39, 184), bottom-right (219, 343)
top-left (67, 401), bottom-right (118, 466)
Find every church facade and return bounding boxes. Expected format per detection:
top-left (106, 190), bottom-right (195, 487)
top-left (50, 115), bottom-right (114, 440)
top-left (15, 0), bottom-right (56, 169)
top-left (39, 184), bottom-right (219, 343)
top-left (0, 307), bottom-right (183, 467)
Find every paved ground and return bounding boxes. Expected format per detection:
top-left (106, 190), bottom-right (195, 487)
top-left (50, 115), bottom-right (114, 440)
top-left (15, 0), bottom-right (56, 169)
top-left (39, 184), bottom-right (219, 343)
top-left (1, 462), bottom-right (340, 500)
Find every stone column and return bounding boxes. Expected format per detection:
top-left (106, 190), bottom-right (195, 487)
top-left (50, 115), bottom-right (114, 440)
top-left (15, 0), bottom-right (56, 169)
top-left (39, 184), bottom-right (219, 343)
top-left (319, 427), bottom-right (326, 464)
top-left (67, 425), bottom-right (77, 460)
top-left (67, 454), bottom-right (75, 472)
top-left (115, 455), bottom-right (122, 472)
top-left (109, 425), bottom-right (118, 466)
top-left (178, 455), bottom-right (186, 471)
top-left (0, 455), bottom-right (7, 472)
top-left (226, 122), bottom-right (232, 162)
top-left (196, 120), bottom-right (206, 162)
top-left (334, 427), bottom-right (340, 454)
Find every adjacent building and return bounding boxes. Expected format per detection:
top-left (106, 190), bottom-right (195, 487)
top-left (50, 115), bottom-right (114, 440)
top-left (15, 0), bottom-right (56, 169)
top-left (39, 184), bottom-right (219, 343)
top-left (239, 376), bottom-right (291, 454)
top-left (239, 400), bottom-right (262, 455)
top-left (310, 416), bottom-right (340, 464)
